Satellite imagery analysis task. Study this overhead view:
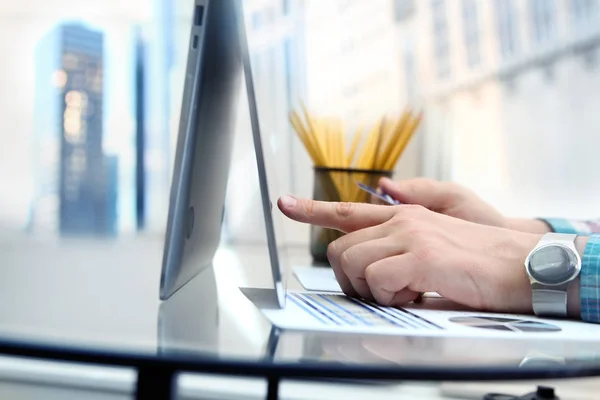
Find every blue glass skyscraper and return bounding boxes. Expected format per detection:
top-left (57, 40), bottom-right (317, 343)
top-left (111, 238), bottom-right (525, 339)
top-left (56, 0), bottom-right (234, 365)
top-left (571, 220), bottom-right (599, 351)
top-left (31, 23), bottom-right (117, 236)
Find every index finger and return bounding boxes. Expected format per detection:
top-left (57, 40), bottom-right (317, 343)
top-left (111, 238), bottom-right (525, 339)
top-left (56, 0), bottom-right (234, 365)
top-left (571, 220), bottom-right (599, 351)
top-left (277, 195), bottom-right (397, 233)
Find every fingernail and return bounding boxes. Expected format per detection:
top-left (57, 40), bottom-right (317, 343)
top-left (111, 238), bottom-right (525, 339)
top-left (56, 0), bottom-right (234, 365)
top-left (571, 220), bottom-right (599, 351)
top-left (280, 195), bottom-right (297, 208)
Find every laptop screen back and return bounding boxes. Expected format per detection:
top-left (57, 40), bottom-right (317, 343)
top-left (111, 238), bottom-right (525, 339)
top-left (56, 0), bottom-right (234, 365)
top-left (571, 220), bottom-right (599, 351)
top-left (237, 4), bottom-right (289, 309)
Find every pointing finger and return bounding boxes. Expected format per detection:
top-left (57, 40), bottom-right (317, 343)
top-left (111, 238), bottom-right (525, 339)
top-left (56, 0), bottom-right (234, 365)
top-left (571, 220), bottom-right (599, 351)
top-left (277, 195), bottom-right (397, 233)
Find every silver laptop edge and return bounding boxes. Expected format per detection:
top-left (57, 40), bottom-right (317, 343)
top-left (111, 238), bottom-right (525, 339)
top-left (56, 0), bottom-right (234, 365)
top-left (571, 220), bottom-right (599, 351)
top-left (237, 2), bottom-right (287, 309)
top-left (160, 0), bottom-right (243, 300)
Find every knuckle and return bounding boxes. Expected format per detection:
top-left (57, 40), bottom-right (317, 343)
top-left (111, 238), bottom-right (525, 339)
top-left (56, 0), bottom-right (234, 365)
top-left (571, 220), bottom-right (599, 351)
top-left (368, 286), bottom-right (393, 307)
top-left (406, 222), bottom-right (426, 238)
top-left (303, 199), bottom-right (317, 216)
top-left (364, 265), bottom-right (388, 304)
top-left (390, 204), bottom-right (426, 219)
top-left (326, 240), bottom-right (339, 262)
top-left (389, 215), bottom-right (421, 233)
top-left (375, 293), bottom-right (394, 307)
top-left (363, 264), bottom-right (378, 286)
top-left (334, 201), bottom-right (356, 218)
top-left (339, 249), bottom-right (353, 272)
top-left (404, 203), bottom-right (427, 214)
top-left (388, 214), bottom-right (404, 226)
top-left (413, 241), bottom-right (437, 263)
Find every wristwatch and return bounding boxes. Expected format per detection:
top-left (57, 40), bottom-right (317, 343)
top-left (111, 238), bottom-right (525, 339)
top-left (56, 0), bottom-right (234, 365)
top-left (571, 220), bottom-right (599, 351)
top-left (524, 233), bottom-right (581, 317)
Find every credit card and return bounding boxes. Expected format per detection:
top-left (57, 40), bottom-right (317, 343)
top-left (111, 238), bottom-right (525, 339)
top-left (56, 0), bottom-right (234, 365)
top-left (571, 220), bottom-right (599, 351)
top-left (356, 182), bottom-right (401, 205)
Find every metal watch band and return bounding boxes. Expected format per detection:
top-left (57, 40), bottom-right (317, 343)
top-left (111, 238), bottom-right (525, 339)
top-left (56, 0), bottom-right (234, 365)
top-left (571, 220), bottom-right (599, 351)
top-left (538, 233), bottom-right (578, 244)
top-left (532, 288), bottom-right (568, 318)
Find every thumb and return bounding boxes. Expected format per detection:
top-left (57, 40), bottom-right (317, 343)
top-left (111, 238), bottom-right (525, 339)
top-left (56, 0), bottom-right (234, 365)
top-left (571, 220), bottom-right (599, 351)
top-left (378, 177), bottom-right (451, 209)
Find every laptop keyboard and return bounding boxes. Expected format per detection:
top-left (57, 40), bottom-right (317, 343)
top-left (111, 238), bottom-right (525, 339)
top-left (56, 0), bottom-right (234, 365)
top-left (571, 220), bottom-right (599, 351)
top-left (289, 292), bottom-right (442, 330)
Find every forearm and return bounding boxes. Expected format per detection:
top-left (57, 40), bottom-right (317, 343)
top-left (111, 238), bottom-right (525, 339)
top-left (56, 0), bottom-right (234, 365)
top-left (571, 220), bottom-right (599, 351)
top-left (508, 217), bottom-right (600, 236)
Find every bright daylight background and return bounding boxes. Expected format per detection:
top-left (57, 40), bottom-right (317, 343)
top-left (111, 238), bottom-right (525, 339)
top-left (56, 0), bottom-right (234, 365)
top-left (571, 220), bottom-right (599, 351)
top-left (1, 0), bottom-right (600, 247)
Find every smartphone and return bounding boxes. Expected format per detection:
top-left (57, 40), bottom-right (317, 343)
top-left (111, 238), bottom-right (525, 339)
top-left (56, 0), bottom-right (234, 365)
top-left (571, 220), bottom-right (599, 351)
top-left (356, 182), bottom-right (401, 205)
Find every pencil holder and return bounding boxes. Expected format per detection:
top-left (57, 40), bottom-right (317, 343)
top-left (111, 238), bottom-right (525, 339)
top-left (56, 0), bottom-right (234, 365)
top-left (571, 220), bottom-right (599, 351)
top-left (310, 167), bottom-right (393, 264)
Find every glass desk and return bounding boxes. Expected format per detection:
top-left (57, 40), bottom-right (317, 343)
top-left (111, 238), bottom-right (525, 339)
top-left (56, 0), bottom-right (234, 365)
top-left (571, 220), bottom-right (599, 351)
top-left (1, 232), bottom-right (600, 400)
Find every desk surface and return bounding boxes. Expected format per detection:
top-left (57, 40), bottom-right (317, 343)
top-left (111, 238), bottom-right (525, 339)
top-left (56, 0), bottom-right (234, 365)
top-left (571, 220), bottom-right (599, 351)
top-left (2, 231), bottom-right (600, 396)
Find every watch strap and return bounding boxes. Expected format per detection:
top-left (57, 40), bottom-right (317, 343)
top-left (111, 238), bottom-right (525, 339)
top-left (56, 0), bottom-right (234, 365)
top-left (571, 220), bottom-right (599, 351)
top-left (529, 233), bottom-right (579, 318)
top-left (538, 233), bottom-right (578, 244)
top-left (532, 288), bottom-right (568, 317)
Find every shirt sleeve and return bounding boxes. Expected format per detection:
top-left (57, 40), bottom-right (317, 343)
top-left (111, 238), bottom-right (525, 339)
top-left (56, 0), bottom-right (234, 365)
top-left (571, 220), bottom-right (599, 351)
top-left (581, 234), bottom-right (600, 323)
top-left (540, 219), bottom-right (600, 323)
top-left (540, 218), bottom-right (600, 235)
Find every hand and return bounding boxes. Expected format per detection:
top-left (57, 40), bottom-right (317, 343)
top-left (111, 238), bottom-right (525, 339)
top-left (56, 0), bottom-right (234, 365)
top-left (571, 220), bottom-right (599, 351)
top-left (277, 195), bottom-right (540, 314)
top-left (377, 177), bottom-right (551, 233)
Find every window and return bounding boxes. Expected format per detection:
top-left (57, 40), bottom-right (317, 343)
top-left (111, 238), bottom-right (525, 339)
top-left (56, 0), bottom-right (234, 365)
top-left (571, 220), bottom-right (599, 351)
top-left (340, 37), bottom-right (356, 54)
top-left (283, 38), bottom-right (294, 112)
top-left (495, 0), bottom-right (518, 59)
top-left (282, 0), bottom-right (291, 15)
top-left (252, 7), bottom-right (277, 30)
top-left (393, 0), bottom-right (415, 22)
top-left (252, 11), bottom-right (264, 30)
top-left (343, 84), bottom-right (360, 97)
top-left (269, 46), bottom-right (278, 106)
top-left (462, 0), bottom-right (481, 68)
top-left (265, 7), bottom-right (276, 24)
top-left (251, 54), bottom-right (259, 75)
top-left (530, 0), bottom-right (556, 44)
top-left (431, 0), bottom-right (451, 79)
top-left (583, 47), bottom-right (599, 69)
top-left (338, 0), bottom-right (354, 12)
top-left (403, 39), bottom-right (417, 100)
top-left (570, 0), bottom-right (599, 27)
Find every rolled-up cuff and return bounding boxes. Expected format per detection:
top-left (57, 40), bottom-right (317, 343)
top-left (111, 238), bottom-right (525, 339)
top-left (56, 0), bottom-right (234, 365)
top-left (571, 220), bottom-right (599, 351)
top-left (580, 234), bottom-right (600, 323)
top-left (538, 218), bottom-right (580, 234)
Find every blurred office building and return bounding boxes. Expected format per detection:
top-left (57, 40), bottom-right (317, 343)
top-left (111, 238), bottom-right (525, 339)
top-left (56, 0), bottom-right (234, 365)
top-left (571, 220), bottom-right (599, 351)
top-left (30, 23), bottom-right (118, 236)
top-left (133, 26), bottom-right (147, 232)
top-left (395, 0), bottom-right (600, 219)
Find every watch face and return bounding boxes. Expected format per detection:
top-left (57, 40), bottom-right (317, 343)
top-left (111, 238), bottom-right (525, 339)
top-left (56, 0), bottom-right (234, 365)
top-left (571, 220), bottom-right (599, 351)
top-left (528, 245), bottom-right (578, 285)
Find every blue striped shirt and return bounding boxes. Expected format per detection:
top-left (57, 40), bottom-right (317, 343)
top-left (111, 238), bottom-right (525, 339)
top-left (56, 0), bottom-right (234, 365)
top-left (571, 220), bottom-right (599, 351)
top-left (542, 218), bottom-right (600, 323)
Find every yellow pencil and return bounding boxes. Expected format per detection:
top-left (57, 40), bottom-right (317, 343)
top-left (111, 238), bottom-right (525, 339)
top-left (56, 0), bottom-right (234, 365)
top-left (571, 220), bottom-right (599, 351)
top-left (289, 105), bottom-right (423, 201)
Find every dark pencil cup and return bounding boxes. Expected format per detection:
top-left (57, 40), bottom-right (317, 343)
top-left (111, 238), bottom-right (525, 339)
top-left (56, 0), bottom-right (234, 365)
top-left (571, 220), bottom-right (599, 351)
top-left (310, 167), bottom-right (394, 265)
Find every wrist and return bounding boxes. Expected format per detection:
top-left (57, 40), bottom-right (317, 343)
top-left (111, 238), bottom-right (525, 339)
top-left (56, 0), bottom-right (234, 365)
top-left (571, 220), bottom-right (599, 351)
top-left (506, 218), bottom-right (552, 234)
top-left (521, 233), bottom-right (585, 319)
